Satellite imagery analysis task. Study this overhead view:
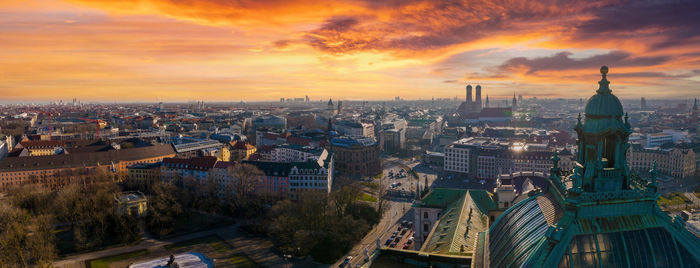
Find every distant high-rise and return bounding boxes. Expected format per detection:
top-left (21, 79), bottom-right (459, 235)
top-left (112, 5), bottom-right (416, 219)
top-left (305, 95), bottom-right (310, 102)
top-left (641, 97), bottom-right (647, 110)
top-left (337, 101), bottom-right (343, 114)
top-left (692, 98), bottom-right (698, 121)
top-left (512, 93), bottom-right (517, 108)
top-left (518, 94), bottom-right (523, 103)
top-left (280, 98), bottom-right (285, 103)
top-left (485, 95), bottom-right (489, 108)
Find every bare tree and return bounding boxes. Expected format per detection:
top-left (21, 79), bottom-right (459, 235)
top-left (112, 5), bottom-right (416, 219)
top-left (226, 163), bottom-right (264, 209)
top-left (329, 183), bottom-right (361, 217)
top-left (0, 202), bottom-right (56, 267)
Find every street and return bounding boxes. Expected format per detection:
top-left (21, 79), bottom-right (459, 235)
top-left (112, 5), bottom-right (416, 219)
top-left (331, 157), bottom-right (439, 268)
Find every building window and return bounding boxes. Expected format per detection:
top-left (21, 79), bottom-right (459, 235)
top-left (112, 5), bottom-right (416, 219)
top-left (423, 223), bottom-right (429, 232)
top-left (424, 212), bottom-right (428, 219)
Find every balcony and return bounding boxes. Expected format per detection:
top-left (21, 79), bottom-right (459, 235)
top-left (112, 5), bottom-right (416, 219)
top-left (598, 168), bottom-right (621, 179)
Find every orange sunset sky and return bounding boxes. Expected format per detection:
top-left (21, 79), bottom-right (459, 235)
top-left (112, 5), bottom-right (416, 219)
top-left (1, 0), bottom-right (699, 102)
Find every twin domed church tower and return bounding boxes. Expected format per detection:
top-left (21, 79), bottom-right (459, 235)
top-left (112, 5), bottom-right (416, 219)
top-left (483, 66), bottom-right (700, 268)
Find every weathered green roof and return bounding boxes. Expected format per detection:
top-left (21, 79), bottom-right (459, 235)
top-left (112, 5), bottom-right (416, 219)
top-left (468, 190), bottom-right (497, 214)
top-left (584, 66), bottom-right (624, 118)
top-left (414, 188), bottom-right (467, 208)
top-left (422, 190), bottom-right (491, 256)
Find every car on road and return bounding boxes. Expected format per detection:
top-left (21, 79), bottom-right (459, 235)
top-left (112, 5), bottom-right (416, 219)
top-left (339, 256), bottom-right (352, 267)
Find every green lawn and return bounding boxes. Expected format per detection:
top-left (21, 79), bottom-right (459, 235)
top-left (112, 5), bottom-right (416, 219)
top-left (88, 249), bottom-right (149, 268)
top-left (658, 192), bottom-right (691, 207)
top-left (164, 235), bottom-right (259, 267)
top-left (228, 254), bottom-right (258, 268)
top-left (358, 193), bottom-right (378, 202)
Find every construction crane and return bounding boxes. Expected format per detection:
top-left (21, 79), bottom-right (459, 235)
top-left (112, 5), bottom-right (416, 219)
top-left (79, 118), bottom-right (102, 139)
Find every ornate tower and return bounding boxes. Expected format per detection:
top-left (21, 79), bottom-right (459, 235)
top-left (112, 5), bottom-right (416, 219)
top-left (512, 92), bottom-right (517, 108)
top-left (327, 98), bottom-right (335, 116)
top-left (475, 85), bottom-right (482, 111)
top-left (485, 95), bottom-right (489, 108)
top-left (483, 66), bottom-right (700, 268)
top-left (570, 66), bottom-right (632, 192)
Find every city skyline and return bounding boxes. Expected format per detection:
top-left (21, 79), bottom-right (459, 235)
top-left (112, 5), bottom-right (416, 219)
top-left (2, 0), bottom-right (700, 101)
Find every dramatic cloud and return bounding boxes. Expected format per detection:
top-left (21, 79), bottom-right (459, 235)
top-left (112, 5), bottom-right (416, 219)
top-left (0, 0), bottom-right (698, 101)
top-left (497, 51), bottom-right (670, 74)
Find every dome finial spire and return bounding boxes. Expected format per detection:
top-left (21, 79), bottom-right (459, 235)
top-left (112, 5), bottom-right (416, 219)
top-left (596, 65), bottom-right (611, 94)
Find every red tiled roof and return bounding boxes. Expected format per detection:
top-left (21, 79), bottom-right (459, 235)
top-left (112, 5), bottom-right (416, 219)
top-left (230, 141), bottom-right (255, 150)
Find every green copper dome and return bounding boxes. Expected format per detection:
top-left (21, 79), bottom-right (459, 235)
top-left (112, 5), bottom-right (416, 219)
top-left (584, 66), bottom-right (623, 118)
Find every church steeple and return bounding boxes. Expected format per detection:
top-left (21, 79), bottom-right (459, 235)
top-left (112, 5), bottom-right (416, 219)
top-left (571, 66), bottom-right (632, 193)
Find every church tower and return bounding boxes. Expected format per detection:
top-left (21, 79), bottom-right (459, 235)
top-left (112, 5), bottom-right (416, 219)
top-left (327, 98), bottom-right (336, 117)
top-left (475, 85), bottom-right (482, 111)
top-left (571, 66), bottom-right (632, 192)
top-left (466, 85), bottom-right (472, 105)
top-left (512, 92), bottom-right (517, 108)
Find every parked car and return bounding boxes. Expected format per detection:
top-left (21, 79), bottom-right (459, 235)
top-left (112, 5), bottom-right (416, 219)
top-left (394, 236), bottom-right (402, 243)
top-left (401, 228), bottom-right (408, 235)
top-left (406, 239), bottom-right (413, 245)
top-left (391, 231), bottom-right (398, 238)
top-left (339, 256), bottom-right (352, 267)
top-left (390, 242), bottom-right (397, 248)
top-left (401, 220), bottom-right (408, 227)
top-left (402, 243), bottom-right (410, 249)
top-left (407, 221), bottom-right (413, 229)
top-left (385, 238), bottom-right (393, 246)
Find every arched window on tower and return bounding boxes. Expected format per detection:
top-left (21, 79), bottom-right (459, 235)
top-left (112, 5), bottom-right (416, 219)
top-left (603, 134), bottom-right (618, 168)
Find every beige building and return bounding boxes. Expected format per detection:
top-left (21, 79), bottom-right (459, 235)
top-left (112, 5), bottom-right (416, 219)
top-left (627, 143), bottom-right (696, 178)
